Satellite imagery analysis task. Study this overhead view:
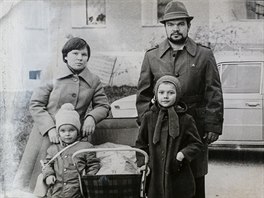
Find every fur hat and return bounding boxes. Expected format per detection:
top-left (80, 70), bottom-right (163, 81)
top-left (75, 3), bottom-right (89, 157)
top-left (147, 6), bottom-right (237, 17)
top-left (55, 103), bottom-right (81, 132)
top-left (154, 75), bottom-right (182, 103)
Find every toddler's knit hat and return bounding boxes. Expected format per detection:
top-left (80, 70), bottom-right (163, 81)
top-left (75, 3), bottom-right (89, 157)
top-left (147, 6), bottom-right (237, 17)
top-left (55, 103), bottom-right (81, 132)
top-left (154, 75), bottom-right (182, 103)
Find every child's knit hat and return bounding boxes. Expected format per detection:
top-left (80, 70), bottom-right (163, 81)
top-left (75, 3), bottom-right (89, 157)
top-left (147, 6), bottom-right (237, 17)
top-left (154, 75), bottom-right (182, 103)
top-left (55, 103), bottom-right (81, 132)
top-left (152, 75), bottom-right (182, 144)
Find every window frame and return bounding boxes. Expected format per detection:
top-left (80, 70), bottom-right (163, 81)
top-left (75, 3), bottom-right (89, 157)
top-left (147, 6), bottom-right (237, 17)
top-left (218, 61), bottom-right (263, 94)
top-left (245, 0), bottom-right (264, 20)
top-left (141, 0), bottom-right (163, 27)
top-left (231, 0), bottom-right (264, 22)
top-left (71, 0), bottom-right (106, 29)
top-left (29, 70), bottom-right (42, 80)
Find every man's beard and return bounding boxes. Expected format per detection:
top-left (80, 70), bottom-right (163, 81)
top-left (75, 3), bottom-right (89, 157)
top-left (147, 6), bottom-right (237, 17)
top-left (168, 33), bottom-right (187, 45)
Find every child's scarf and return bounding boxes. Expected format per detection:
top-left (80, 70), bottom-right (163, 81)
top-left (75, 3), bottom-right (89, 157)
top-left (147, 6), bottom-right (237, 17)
top-left (153, 105), bottom-right (179, 144)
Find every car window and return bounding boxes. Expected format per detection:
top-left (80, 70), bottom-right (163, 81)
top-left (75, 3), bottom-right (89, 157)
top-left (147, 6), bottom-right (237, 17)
top-left (219, 62), bottom-right (262, 93)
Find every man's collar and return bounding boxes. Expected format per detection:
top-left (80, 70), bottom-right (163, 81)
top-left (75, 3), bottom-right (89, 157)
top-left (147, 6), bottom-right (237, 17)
top-left (158, 40), bottom-right (171, 58)
top-left (158, 38), bottom-right (197, 58)
top-left (54, 66), bottom-right (93, 87)
top-left (184, 38), bottom-right (197, 56)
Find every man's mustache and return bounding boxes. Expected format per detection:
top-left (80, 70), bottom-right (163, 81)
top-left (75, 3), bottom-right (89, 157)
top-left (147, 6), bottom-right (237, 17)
top-left (171, 32), bottom-right (182, 36)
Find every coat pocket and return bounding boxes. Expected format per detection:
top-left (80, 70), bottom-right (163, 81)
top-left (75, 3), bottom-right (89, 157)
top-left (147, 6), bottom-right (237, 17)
top-left (171, 159), bottom-right (183, 175)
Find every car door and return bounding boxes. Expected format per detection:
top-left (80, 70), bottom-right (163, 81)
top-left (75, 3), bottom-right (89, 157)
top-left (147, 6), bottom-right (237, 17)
top-left (218, 61), bottom-right (263, 145)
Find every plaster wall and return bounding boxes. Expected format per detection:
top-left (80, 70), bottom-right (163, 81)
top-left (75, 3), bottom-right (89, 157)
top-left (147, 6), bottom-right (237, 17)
top-left (1, 0), bottom-right (263, 90)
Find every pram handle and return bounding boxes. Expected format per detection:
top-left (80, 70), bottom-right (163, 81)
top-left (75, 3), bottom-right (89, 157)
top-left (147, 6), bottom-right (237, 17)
top-left (72, 147), bottom-right (149, 165)
top-left (72, 147), bottom-right (149, 198)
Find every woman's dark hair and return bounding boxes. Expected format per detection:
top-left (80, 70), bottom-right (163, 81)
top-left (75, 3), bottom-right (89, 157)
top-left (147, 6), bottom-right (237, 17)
top-left (62, 37), bottom-right (91, 63)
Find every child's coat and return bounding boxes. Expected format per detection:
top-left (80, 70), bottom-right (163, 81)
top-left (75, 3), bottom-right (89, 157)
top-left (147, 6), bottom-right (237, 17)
top-left (136, 103), bottom-right (203, 198)
top-left (43, 141), bottom-right (99, 198)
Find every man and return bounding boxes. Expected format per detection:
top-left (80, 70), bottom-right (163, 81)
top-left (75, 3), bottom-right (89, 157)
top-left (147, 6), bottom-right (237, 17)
top-left (136, 1), bottom-right (224, 198)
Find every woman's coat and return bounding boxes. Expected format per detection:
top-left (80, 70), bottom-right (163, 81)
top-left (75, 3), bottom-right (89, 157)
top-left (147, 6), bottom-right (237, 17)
top-left (13, 65), bottom-right (110, 191)
top-left (136, 104), bottom-right (203, 198)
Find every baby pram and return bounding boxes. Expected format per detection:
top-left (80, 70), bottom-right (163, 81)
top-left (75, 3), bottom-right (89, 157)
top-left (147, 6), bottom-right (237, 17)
top-left (72, 147), bottom-right (149, 198)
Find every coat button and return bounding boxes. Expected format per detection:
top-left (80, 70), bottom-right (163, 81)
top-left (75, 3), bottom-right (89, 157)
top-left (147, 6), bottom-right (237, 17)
top-left (72, 93), bottom-right (77, 98)
top-left (175, 73), bottom-right (179, 77)
top-left (72, 77), bottom-right (78, 82)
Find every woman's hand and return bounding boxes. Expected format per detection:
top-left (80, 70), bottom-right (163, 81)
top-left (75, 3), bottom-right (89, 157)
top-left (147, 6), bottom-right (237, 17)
top-left (82, 116), bottom-right (96, 137)
top-left (45, 175), bottom-right (56, 185)
top-left (48, 128), bottom-right (59, 143)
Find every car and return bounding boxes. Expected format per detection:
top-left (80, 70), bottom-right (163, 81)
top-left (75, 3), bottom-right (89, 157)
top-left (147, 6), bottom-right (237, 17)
top-left (110, 52), bottom-right (264, 150)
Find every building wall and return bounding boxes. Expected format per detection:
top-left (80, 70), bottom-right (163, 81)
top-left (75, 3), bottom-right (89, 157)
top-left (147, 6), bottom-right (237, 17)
top-left (0, 0), bottom-right (263, 90)
top-left (208, 0), bottom-right (264, 49)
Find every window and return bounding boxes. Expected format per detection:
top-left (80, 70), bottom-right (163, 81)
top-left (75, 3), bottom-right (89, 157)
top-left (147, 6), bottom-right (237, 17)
top-left (219, 63), bottom-right (261, 93)
top-left (157, 0), bottom-right (171, 22)
top-left (142, 0), bottom-right (171, 26)
top-left (246, 0), bottom-right (264, 19)
top-left (232, 0), bottom-right (264, 20)
top-left (143, 0), bottom-right (190, 26)
top-left (71, 0), bottom-right (106, 28)
top-left (86, 0), bottom-right (106, 25)
top-left (29, 70), bottom-right (41, 80)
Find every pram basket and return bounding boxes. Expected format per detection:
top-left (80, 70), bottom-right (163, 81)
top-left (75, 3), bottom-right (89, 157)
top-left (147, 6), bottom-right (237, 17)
top-left (72, 147), bottom-right (149, 198)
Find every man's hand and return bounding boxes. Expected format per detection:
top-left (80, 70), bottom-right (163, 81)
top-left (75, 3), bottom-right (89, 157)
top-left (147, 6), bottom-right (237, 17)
top-left (48, 128), bottom-right (59, 143)
top-left (45, 175), bottom-right (56, 185)
top-left (204, 132), bottom-right (219, 144)
top-left (82, 116), bottom-right (96, 137)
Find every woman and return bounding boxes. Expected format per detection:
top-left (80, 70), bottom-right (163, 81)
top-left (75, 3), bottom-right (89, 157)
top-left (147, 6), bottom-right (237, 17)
top-left (14, 37), bottom-right (110, 192)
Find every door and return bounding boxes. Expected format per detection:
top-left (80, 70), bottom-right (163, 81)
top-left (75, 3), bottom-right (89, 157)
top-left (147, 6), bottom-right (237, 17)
top-left (219, 62), bottom-right (263, 142)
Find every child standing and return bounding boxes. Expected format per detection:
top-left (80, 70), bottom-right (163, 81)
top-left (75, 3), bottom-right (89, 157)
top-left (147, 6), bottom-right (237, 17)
top-left (42, 103), bottom-right (100, 198)
top-left (136, 75), bottom-right (203, 198)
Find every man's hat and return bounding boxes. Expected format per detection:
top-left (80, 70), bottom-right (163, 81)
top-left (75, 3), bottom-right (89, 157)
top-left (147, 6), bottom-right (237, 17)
top-left (160, 1), bottom-right (193, 24)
